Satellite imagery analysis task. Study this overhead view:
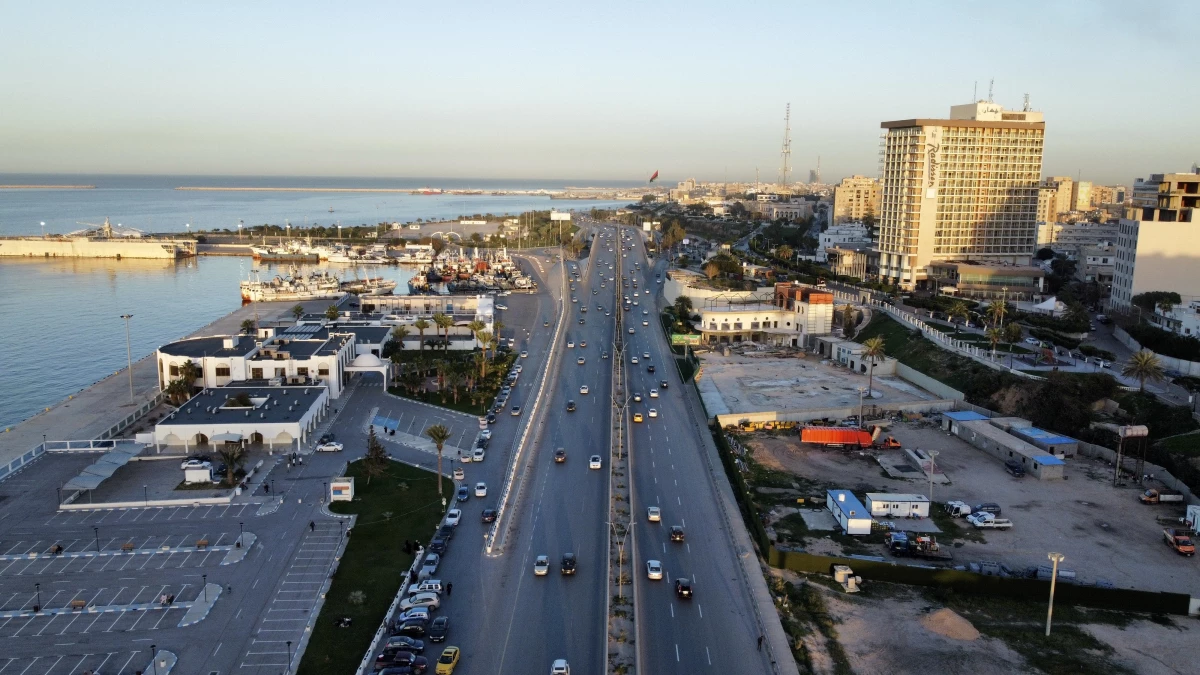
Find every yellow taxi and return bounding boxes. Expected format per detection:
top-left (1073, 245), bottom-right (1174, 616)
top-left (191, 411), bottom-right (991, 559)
top-left (633, 412), bottom-right (644, 423)
top-left (436, 646), bottom-right (460, 674)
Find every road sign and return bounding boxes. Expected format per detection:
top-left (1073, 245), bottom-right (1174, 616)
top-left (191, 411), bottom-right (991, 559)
top-left (671, 334), bottom-right (701, 346)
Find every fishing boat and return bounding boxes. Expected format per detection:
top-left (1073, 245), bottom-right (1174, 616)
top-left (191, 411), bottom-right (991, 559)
top-left (240, 268), bottom-right (342, 303)
top-left (339, 268), bottom-right (397, 295)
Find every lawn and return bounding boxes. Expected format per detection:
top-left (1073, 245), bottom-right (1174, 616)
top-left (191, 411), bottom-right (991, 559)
top-left (388, 351), bottom-right (518, 417)
top-left (297, 460), bottom-right (444, 675)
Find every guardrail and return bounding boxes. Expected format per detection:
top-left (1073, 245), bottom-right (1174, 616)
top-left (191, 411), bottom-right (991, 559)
top-left (98, 390), bottom-right (167, 440)
top-left (485, 250), bottom-right (571, 555)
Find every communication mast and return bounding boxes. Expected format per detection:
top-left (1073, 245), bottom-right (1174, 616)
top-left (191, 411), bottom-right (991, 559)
top-left (779, 103), bottom-right (792, 190)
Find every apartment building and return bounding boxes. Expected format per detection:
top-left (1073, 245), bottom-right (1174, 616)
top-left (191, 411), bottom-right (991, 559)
top-left (877, 101), bottom-right (1045, 291)
top-left (1110, 171), bottom-right (1200, 311)
top-left (1036, 221), bottom-right (1119, 255)
top-left (1072, 181), bottom-right (1093, 212)
top-left (832, 175), bottom-right (882, 224)
top-left (1075, 243), bottom-right (1115, 288)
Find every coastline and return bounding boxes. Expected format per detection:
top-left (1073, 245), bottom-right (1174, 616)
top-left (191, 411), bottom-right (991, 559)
top-left (0, 184), bottom-right (96, 189)
top-left (174, 186), bottom-right (560, 194)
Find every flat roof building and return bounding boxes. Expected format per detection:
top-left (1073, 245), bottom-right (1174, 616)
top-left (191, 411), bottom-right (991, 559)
top-left (878, 101), bottom-right (1045, 292)
top-left (1109, 171), bottom-right (1200, 312)
top-left (827, 489), bottom-right (873, 535)
top-left (864, 493), bottom-right (931, 518)
top-left (832, 176), bottom-right (881, 224)
top-left (944, 413), bottom-right (1067, 479)
top-left (153, 384), bottom-right (329, 451)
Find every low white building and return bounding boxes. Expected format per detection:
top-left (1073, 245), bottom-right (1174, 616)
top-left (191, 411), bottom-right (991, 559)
top-left (819, 223), bottom-right (870, 253)
top-left (695, 283), bottom-right (834, 347)
top-left (153, 385), bottom-right (330, 452)
top-left (366, 294), bottom-right (494, 350)
top-left (1151, 299), bottom-right (1200, 337)
top-left (827, 489), bottom-right (873, 535)
top-left (769, 202), bottom-right (813, 221)
top-left (865, 493), bottom-right (931, 518)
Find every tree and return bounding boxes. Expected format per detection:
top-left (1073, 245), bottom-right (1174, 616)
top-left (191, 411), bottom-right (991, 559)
top-left (673, 296), bottom-right (694, 327)
top-left (466, 320), bottom-right (485, 346)
top-left (861, 336), bottom-right (885, 395)
top-left (391, 325), bottom-right (410, 347)
top-left (703, 262), bottom-right (720, 280)
top-left (842, 307), bottom-right (857, 338)
top-left (413, 318), bottom-right (430, 352)
top-left (1035, 248), bottom-right (1056, 261)
top-left (425, 424), bottom-right (451, 499)
top-left (1003, 321), bottom-right (1023, 347)
top-left (363, 427), bottom-right (388, 485)
top-left (240, 318), bottom-right (257, 334)
top-left (1122, 350), bottom-right (1165, 392)
top-left (776, 244), bottom-right (793, 262)
top-left (433, 312), bottom-right (454, 347)
top-left (1157, 299), bottom-right (1176, 316)
top-left (474, 330), bottom-right (494, 377)
top-left (988, 300), bottom-right (1009, 329)
top-left (216, 443), bottom-right (247, 486)
top-left (291, 304), bottom-right (305, 320)
top-left (985, 326), bottom-right (1003, 358)
top-left (324, 304), bottom-right (339, 321)
top-left (947, 301), bottom-right (969, 334)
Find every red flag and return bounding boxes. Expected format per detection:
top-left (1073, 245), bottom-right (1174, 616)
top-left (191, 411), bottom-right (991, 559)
top-left (648, 170), bottom-right (659, 183)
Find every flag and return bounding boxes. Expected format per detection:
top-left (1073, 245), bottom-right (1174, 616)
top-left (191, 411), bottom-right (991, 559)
top-left (648, 170), bottom-right (659, 183)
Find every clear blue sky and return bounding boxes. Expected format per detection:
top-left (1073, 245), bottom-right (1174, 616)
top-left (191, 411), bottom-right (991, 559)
top-left (1, 0), bottom-right (1196, 185)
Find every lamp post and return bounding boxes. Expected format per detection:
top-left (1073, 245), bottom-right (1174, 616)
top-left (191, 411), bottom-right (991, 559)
top-left (143, 485), bottom-right (148, 506)
top-left (928, 451), bottom-right (940, 502)
top-left (119, 314), bottom-right (135, 402)
top-left (35, 582), bottom-right (40, 612)
top-left (93, 526), bottom-right (99, 552)
top-left (286, 640), bottom-right (293, 674)
top-left (238, 219), bottom-right (243, 240)
top-left (42, 434), bottom-right (46, 449)
top-left (238, 521), bottom-right (244, 548)
top-left (202, 574), bottom-right (207, 601)
top-left (857, 387), bottom-right (866, 430)
top-left (1045, 552), bottom-right (1065, 635)
top-left (151, 644), bottom-right (157, 675)
top-left (40, 221), bottom-right (45, 238)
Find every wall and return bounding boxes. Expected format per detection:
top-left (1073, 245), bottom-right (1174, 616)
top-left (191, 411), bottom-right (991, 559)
top-left (1113, 326), bottom-right (1200, 377)
top-left (714, 399), bottom-right (957, 427)
top-left (1076, 440), bottom-right (1200, 506)
top-left (0, 237), bottom-right (192, 259)
top-left (895, 363), bottom-right (965, 400)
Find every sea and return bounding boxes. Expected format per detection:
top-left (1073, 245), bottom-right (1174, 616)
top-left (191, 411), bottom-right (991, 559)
top-left (0, 174), bottom-right (635, 430)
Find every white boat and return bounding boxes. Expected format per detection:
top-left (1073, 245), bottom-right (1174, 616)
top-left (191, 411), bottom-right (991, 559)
top-left (240, 268), bottom-right (343, 303)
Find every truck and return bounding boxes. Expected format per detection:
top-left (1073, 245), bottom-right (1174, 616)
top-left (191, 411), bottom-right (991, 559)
top-left (800, 426), bottom-right (900, 450)
top-left (885, 531), bottom-right (953, 561)
top-left (1163, 529), bottom-right (1196, 556)
top-left (944, 500), bottom-right (974, 517)
top-left (1140, 489), bottom-right (1185, 505)
top-left (966, 513), bottom-right (1013, 529)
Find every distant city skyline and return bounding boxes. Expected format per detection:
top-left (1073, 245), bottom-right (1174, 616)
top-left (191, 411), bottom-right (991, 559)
top-left (1, 1), bottom-right (1196, 186)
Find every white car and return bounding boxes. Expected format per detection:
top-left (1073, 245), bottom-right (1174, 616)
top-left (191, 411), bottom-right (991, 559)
top-left (316, 441), bottom-right (343, 453)
top-left (580, 385), bottom-right (589, 395)
top-left (400, 592), bottom-right (441, 611)
top-left (1024, 337), bottom-right (1040, 344)
top-left (514, 365), bottom-right (523, 373)
top-left (589, 455), bottom-right (602, 470)
top-left (552, 658), bottom-right (571, 675)
top-left (444, 509), bottom-right (462, 527)
top-left (480, 429), bottom-right (493, 440)
top-left (475, 482), bottom-right (487, 497)
top-left (632, 300), bottom-right (639, 306)
top-left (642, 320), bottom-right (649, 326)
top-left (647, 506), bottom-right (661, 522)
top-left (567, 341), bottom-right (575, 348)
top-left (472, 448), bottom-right (486, 462)
top-left (534, 555), bottom-right (550, 576)
top-left (520, 351), bottom-right (529, 358)
top-left (646, 560), bottom-right (663, 580)
top-left (180, 459), bottom-right (211, 470)
top-left (643, 352), bottom-right (650, 359)
top-left (631, 356), bottom-right (638, 364)
top-left (577, 357), bottom-right (586, 365)
top-left (628, 328), bottom-right (635, 334)
top-left (644, 290), bottom-right (650, 295)
top-left (643, 310), bottom-right (649, 315)
top-left (496, 304), bottom-right (508, 310)
top-left (648, 409), bottom-right (658, 418)
top-left (649, 389), bottom-right (658, 398)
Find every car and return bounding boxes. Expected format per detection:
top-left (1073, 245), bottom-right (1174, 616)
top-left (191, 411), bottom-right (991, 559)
top-left (577, 357), bottom-right (586, 365)
top-left (675, 578), bottom-right (693, 598)
top-left (429, 536), bottom-right (448, 554)
top-left (534, 555), bottom-right (550, 576)
top-left (632, 300), bottom-right (639, 306)
top-left (642, 320), bottom-right (649, 326)
top-left (511, 406), bottom-right (521, 416)
top-left (566, 400), bottom-right (576, 412)
top-left (643, 310), bottom-right (649, 315)
top-left (579, 385), bottom-right (589, 395)
top-left (427, 616), bottom-right (450, 643)
top-left (589, 455), bottom-right (602, 470)
top-left (479, 428), bottom-right (492, 440)
top-left (601, 351), bottom-right (609, 359)
top-left (631, 356), bottom-right (639, 364)
top-left (474, 482), bottom-right (487, 498)
top-left (482, 509), bottom-right (497, 523)
top-left (395, 618), bottom-right (429, 637)
top-left (380, 653), bottom-right (428, 673)
top-left (507, 338), bottom-right (516, 347)
top-left (455, 486), bottom-right (469, 502)
top-left (647, 506), bottom-right (661, 522)
top-left (471, 447), bottom-right (486, 462)
top-left (475, 435), bottom-right (491, 449)
top-left (180, 458), bottom-right (211, 470)
top-left (975, 502), bottom-right (1002, 515)
top-left (554, 448), bottom-right (567, 463)
top-left (551, 659), bottom-right (571, 675)
top-left (649, 389), bottom-right (658, 398)
top-left (567, 341), bottom-right (575, 348)
top-left (561, 553), bottom-right (577, 575)
top-left (520, 351), bottom-right (529, 358)
top-left (647, 365), bottom-right (655, 373)
top-left (1004, 459), bottom-right (1026, 477)
top-left (571, 297), bottom-right (577, 303)
top-left (646, 560), bottom-right (663, 580)
top-left (512, 365), bottom-right (522, 375)
top-left (384, 635), bottom-right (425, 653)
top-left (495, 303), bottom-right (509, 310)
top-left (670, 525), bottom-right (685, 542)
top-left (644, 290), bottom-right (650, 295)
top-left (394, 605), bottom-right (431, 624)
top-left (605, 311), bottom-right (610, 316)
top-left (633, 412), bottom-right (643, 422)
top-left (633, 392), bottom-right (642, 402)
top-left (419, 554), bottom-right (440, 579)
top-left (580, 340), bottom-right (587, 347)
top-left (444, 509), bottom-right (462, 527)
top-left (544, 320), bottom-right (550, 327)
top-left (318, 433), bottom-right (335, 444)
top-left (401, 592), bottom-right (441, 612)
top-left (580, 318), bottom-right (585, 324)
top-left (1024, 337), bottom-right (1040, 344)
top-left (628, 328), bottom-right (635, 334)
top-left (648, 408), bottom-right (658, 418)
top-left (434, 646), bottom-right (460, 674)
top-left (660, 380), bottom-right (669, 389)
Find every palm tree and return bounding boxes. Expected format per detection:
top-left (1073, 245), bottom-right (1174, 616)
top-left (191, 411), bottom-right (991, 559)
top-left (1123, 350), bottom-right (1165, 393)
top-left (446, 367), bottom-right (466, 405)
top-left (216, 443), bottom-right (247, 486)
top-left (475, 330), bottom-right (494, 376)
top-left (391, 325), bottom-right (410, 350)
top-left (985, 326), bottom-right (1003, 358)
top-left (947, 301), bottom-right (969, 334)
top-left (240, 318), bottom-right (257, 334)
top-left (776, 244), bottom-right (793, 262)
top-left (988, 300), bottom-right (1008, 329)
top-left (324, 304), bottom-right (340, 321)
top-left (861, 337), bottom-right (886, 395)
top-left (466, 319), bottom-right (485, 348)
top-left (425, 424), bottom-right (452, 498)
top-left (413, 318), bottom-right (430, 352)
top-left (291, 304), bottom-right (305, 320)
top-left (433, 312), bottom-right (453, 347)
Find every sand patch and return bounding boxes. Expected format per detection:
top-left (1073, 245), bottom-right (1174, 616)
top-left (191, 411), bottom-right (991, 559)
top-left (920, 608), bottom-right (981, 641)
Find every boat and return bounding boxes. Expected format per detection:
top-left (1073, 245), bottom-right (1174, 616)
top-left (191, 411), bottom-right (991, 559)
top-left (339, 269), bottom-right (397, 296)
top-left (240, 268), bottom-right (343, 303)
top-left (394, 244), bottom-right (435, 265)
top-left (251, 240), bottom-right (321, 264)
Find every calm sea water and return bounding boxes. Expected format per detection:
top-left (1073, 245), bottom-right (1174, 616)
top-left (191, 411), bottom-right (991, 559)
top-left (0, 174), bottom-right (631, 429)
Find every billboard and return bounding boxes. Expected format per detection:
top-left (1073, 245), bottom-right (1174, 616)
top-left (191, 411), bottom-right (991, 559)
top-left (671, 334), bottom-right (702, 346)
top-left (642, 222), bottom-right (652, 231)
top-left (550, 211), bottom-right (572, 221)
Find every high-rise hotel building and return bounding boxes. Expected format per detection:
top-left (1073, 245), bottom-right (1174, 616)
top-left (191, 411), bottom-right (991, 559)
top-left (877, 102), bottom-right (1045, 292)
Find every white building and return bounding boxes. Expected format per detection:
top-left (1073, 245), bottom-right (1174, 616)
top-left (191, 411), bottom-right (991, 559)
top-left (1150, 299), bottom-right (1200, 337)
top-left (153, 384), bottom-right (330, 452)
top-left (820, 223), bottom-right (871, 262)
top-left (364, 294), bottom-right (495, 350)
top-left (695, 283), bottom-right (834, 347)
top-left (865, 493), bottom-right (931, 518)
top-left (827, 490), bottom-right (873, 535)
top-left (1110, 172), bottom-right (1200, 312)
top-left (769, 202), bottom-right (813, 221)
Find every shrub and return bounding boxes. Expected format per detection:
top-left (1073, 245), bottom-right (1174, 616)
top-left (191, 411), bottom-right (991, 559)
top-left (1126, 323), bottom-right (1200, 361)
top-left (1080, 344), bottom-right (1117, 361)
top-left (1029, 327), bottom-right (1080, 350)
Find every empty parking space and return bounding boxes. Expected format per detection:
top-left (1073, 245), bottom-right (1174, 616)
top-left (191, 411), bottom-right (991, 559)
top-left (43, 502), bottom-right (257, 527)
top-left (0, 650), bottom-right (149, 675)
top-left (0, 532), bottom-right (240, 577)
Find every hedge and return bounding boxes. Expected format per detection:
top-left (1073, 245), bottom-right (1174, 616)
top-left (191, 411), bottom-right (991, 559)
top-left (1029, 327), bottom-right (1081, 350)
top-left (1126, 323), bottom-right (1200, 361)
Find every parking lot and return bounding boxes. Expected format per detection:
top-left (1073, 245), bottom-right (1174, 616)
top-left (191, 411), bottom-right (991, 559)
top-left (748, 420), bottom-right (1200, 595)
top-left (0, 650), bottom-right (152, 675)
top-left (44, 502), bottom-right (259, 527)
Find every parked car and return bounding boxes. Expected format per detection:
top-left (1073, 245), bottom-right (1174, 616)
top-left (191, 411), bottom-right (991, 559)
top-left (419, 554), bottom-right (440, 580)
top-left (400, 592), bottom-right (441, 612)
top-left (427, 616), bottom-right (450, 643)
top-left (1004, 460), bottom-right (1025, 477)
top-left (316, 441), bottom-right (344, 453)
top-left (384, 635), bottom-right (425, 653)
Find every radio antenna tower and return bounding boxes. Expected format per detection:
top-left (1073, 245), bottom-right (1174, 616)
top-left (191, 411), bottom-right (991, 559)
top-left (779, 103), bottom-right (792, 189)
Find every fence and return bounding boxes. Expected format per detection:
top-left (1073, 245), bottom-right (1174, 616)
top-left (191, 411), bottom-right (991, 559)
top-left (1075, 440), bottom-right (1200, 506)
top-left (768, 547), bottom-right (1192, 615)
top-left (1114, 326), bottom-right (1200, 377)
top-left (97, 391), bottom-right (167, 440)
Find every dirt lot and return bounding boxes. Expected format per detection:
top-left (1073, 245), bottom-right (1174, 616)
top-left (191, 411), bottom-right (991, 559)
top-left (769, 570), bottom-right (1198, 675)
top-left (744, 420), bottom-right (1200, 596)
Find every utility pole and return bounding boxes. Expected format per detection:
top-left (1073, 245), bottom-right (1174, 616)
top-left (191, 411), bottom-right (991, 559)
top-left (119, 314), bottom-right (134, 402)
top-left (779, 103), bottom-right (792, 190)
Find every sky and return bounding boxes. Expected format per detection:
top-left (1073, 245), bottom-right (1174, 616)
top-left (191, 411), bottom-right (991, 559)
top-left (1, 1), bottom-right (1197, 185)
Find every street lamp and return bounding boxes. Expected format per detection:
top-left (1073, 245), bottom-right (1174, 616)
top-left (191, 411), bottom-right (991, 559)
top-left (286, 640), bottom-right (293, 674)
top-left (238, 219), bottom-right (244, 239)
top-left (1045, 552), bottom-right (1066, 635)
top-left (238, 521), bottom-right (244, 548)
top-left (928, 451), bottom-right (940, 502)
top-left (143, 485), bottom-right (148, 506)
top-left (40, 221), bottom-right (45, 238)
top-left (119, 314), bottom-right (134, 402)
top-left (203, 574), bottom-right (207, 601)
top-left (857, 387), bottom-right (867, 429)
top-left (93, 526), bottom-right (99, 552)
top-left (35, 583), bottom-right (40, 612)
top-left (151, 644), bottom-right (157, 675)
